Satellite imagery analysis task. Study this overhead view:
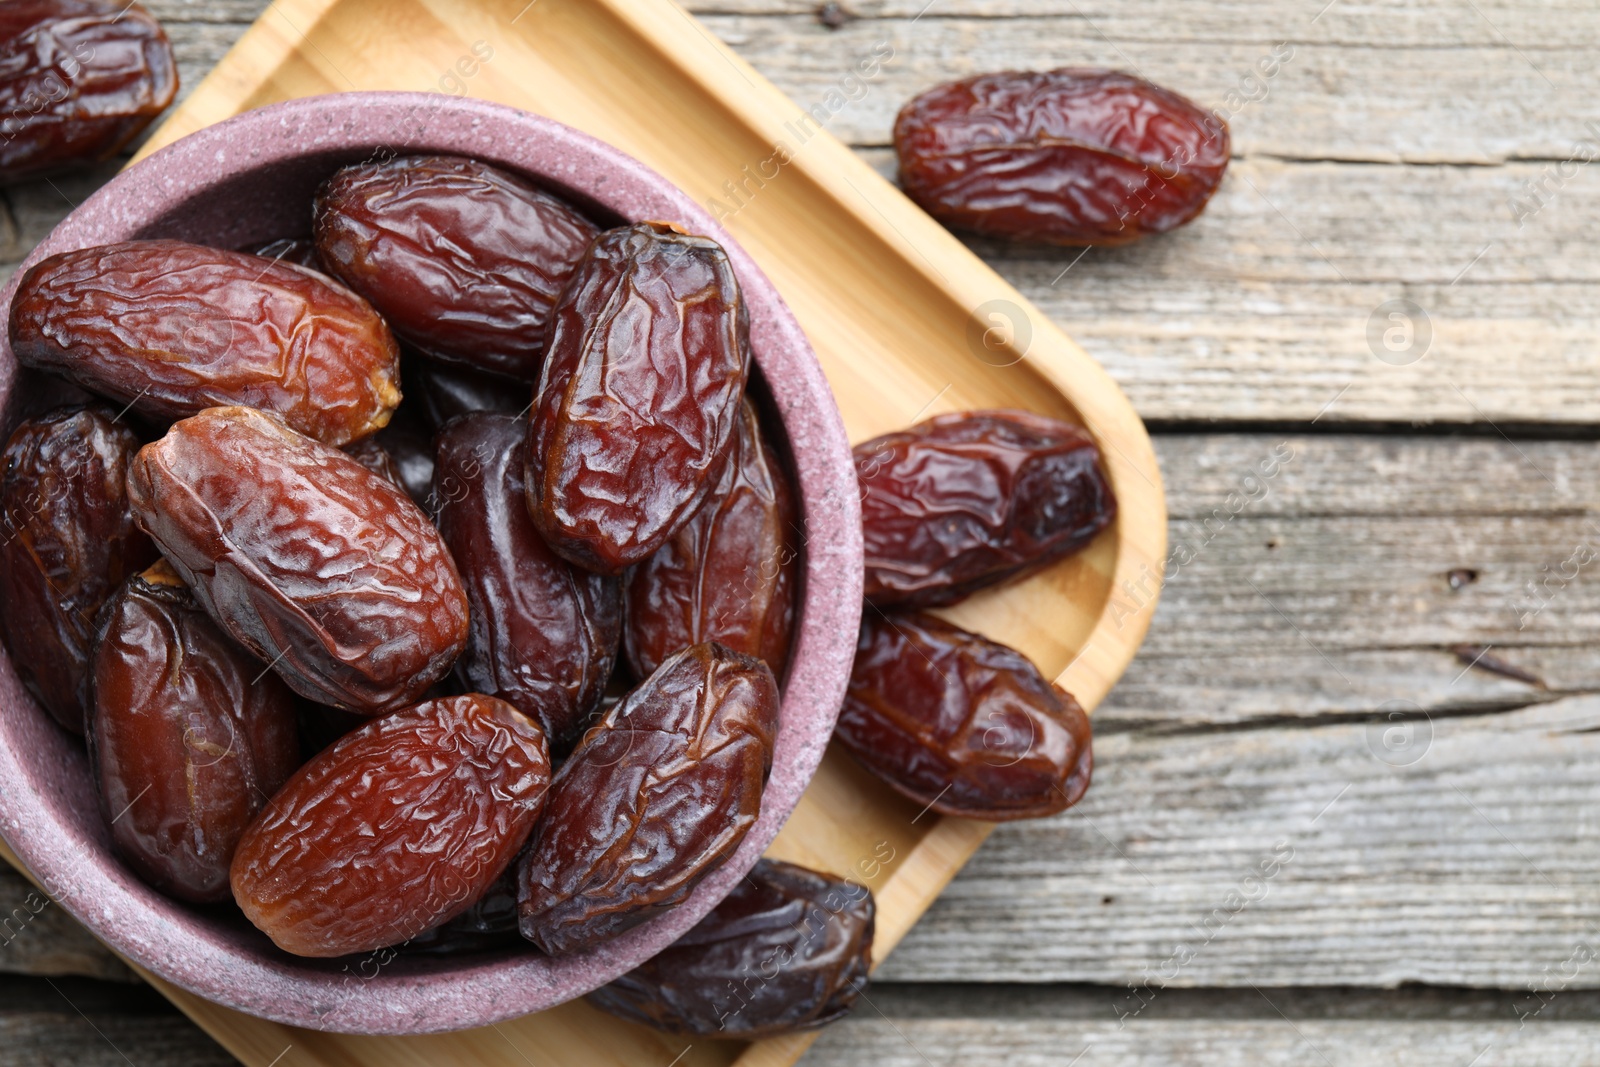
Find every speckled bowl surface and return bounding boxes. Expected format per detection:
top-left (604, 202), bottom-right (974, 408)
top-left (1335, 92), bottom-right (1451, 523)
top-left (0, 93), bottom-right (862, 1035)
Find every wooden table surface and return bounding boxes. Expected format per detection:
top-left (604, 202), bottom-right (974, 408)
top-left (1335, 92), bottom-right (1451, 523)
top-left (6, 1), bottom-right (1600, 1063)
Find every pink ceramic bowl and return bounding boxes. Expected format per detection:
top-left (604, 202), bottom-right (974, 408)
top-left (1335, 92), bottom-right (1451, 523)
top-left (0, 93), bottom-right (862, 1034)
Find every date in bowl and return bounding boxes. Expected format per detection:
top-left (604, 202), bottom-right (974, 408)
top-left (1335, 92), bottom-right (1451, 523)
top-left (0, 92), bottom-right (863, 1035)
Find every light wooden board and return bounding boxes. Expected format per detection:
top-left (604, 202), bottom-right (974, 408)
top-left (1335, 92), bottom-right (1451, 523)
top-left (0, 0), bottom-right (1163, 1064)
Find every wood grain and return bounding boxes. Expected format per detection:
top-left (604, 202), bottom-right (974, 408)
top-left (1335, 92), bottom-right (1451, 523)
top-left (808, 1017), bottom-right (1600, 1066)
top-left (890, 698), bottom-right (1600, 987)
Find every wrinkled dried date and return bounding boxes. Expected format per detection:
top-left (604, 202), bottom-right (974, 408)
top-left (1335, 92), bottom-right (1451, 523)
top-left (0, 405), bottom-right (154, 733)
top-left (837, 612), bottom-right (1092, 820)
top-left (625, 398), bottom-right (798, 680)
top-left (315, 155), bottom-right (598, 381)
top-left (856, 410), bottom-right (1115, 607)
top-left (518, 642), bottom-right (778, 955)
top-left (434, 414), bottom-right (621, 752)
top-left (126, 406), bottom-right (469, 714)
top-left (232, 693), bottom-right (549, 957)
top-left (10, 239), bottom-right (401, 446)
top-left (89, 560), bottom-right (299, 903)
top-left (895, 68), bottom-right (1230, 245)
top-left (0, 0), bottom-right (177, 184)
top-left (590, 857), bottom-right (873, 1039)
top-left (526, 222), bottom-right (751, 574)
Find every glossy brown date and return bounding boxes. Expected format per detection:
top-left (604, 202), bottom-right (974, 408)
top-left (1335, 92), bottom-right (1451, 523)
top-left (589, 858), bottom-right (874, 1039)
top-left (518, 642), bottom-right (778, 955)
top-left (856, 410), bottom-right (1116, 608)
top-left (126, 406), bottom-right (470, 714)
top-left (525, 222), bottom-right (751, 575)
top-left (625, 398), bottom-right (797, 680)
top-left (0, 0), bottom-right (177, 184)
top-left (0, 405), bottom-right (155, 733)
top-left (89, 560), bottom-right (299, 903)
top-left (231, 693), bottom-right (550, 958)
top-left (315, 155), bottom-right (599, 382)
top-left (434, 414), bottom-right (621, 752)
top-left (9, 239), bottom-right (401, 446)
top-left (837, 612), bottom-right (1092, 821)
top-left (894, 69), bottom-right (1230, 245)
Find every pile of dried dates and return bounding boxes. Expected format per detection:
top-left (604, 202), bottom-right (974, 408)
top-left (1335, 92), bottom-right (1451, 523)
top-left (2, 153), bottom-right (811, 1025)
top-left (0, 22), bottom-right (1140, 1038)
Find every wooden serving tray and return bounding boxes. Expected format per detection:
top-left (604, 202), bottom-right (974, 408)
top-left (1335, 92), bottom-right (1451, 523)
top-left (2, 0), bottom-right (1165, 1063)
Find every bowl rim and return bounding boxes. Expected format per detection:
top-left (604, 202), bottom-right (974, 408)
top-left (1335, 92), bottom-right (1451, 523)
top-left (0, 91), bottom-right (863, 1034)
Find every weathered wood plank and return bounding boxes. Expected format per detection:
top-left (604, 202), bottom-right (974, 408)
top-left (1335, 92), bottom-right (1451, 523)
top-left (1094, 433), bottom-right (1600, 727)
top-left (0, 868), bottom-right (131, 982)
top-left (807, 1017), bottom-right (1600, 1067)
top-left (883, 698), bottom-right (1600, 987)
top-left (700, 9), bottom-right (1597, 161)
top-left (0, 976), bottom-right (233, 1067)
top-left (847, 146), bottom-right (1600, 425)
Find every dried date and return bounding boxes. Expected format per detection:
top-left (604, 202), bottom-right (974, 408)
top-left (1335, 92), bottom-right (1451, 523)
top-left (89, 560), bottom-right (299, 903)
top-left (314, 155), bottom-right (598, 381)
top-left (894, 69), bottom-right (1230, 245)
top-left (518, 642), bottom-right (778, 955)
top-left (231, 693), bottom-right (550, 957)
top-left (589, 857), bottom-right (874, 1039)
top-left (856, 410), bottom-right (1115, 608)
top-left (0, 0), bottom-right (177, 184)
top-left (0, 405), bottom-right (155, 733)
top-left (837, 612), bottom-right (1091, 821)
top-left (125, 406), bottom-right (469, 714)
top-left (434, 414), bottom-right (621, 752)
top-left (9, 239), bottom-right (402, 446)
top-left (625, 398), bottom-right (798, 680)
top-left (525, 222), bottom-right (751, 574)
